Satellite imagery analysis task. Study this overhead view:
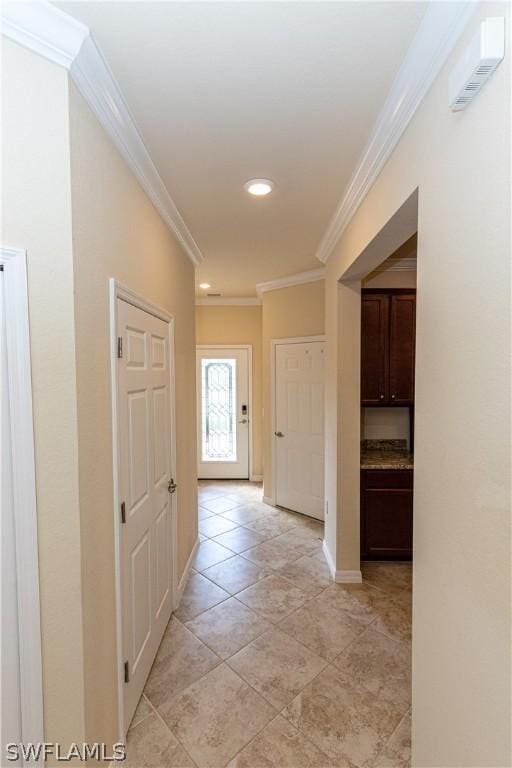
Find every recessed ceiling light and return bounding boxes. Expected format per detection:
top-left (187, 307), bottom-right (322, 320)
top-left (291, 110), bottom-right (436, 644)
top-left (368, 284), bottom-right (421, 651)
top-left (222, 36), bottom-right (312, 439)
top-left (244, 179), bottom-right (274, 196)
top-left (199, 282), bottom-right (211, 290)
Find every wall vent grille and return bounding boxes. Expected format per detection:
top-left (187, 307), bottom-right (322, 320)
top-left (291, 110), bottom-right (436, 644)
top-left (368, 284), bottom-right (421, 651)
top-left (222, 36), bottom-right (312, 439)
top-left (449, 17), bottom-right (505, 111)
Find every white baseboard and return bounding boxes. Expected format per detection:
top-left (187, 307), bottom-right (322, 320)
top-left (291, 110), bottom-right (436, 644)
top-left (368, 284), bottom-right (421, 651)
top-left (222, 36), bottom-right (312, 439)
top-left (322, 539), bottom-right (336, 578)
top-left (174, 536), bottom-right (199, 608)
top-left (322, 540), bottom-right (362, 583)
top-left (335, 569), bottom-right (363, 583)
top-left (250, 474), bottom-right (263, 482)
top-left (262, 496), bottom-right (275, 506)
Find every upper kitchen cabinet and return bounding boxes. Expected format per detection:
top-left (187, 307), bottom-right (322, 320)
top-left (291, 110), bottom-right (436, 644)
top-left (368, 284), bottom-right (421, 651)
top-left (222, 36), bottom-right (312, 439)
top-left (361, 293), bottom-right (389, 405)
top-left (361, 289), bottom-right (416, 406)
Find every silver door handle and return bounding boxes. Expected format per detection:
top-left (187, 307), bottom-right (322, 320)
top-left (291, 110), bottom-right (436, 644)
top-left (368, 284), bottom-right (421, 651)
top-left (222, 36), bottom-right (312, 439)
top-left (168, 478), bottom-right (177, 494)
top-left (275, 431), bottom-right (284, 437)
top-left (238, 419), bottom-right (248, 424)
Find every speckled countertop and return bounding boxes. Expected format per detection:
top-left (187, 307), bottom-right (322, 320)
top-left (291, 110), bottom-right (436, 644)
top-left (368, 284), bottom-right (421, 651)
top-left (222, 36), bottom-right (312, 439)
top-left (361, 439), bottom-right (414, 470)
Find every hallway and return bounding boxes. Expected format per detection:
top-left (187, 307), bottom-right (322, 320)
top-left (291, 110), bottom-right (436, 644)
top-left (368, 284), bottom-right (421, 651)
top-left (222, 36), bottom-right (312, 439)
top-left (126, 481), bottom-right (412, 768)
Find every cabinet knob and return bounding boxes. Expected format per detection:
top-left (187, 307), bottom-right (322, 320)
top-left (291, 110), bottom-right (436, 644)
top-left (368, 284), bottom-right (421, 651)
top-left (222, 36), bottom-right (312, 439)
top-left (391, 394), bottom-right (396, 399)
top-left (380, 394), bottom-right (384, 399)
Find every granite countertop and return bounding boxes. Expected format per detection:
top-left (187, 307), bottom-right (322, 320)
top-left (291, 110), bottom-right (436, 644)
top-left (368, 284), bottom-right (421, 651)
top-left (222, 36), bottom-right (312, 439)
top-left (360, 439), bottom-right (414, 470)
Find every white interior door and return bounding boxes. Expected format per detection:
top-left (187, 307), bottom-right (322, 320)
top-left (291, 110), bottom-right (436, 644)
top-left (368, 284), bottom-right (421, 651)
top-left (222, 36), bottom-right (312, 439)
top-left (275, 340), bottom-right (325, 520)
top-left (117, 298), bottom-right (175, 730)
top-left (197, 347), bottom-right (250, 479)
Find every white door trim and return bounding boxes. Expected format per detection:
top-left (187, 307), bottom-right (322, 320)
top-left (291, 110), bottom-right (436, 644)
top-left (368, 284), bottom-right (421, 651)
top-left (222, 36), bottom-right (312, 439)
top-left (270, 335), bottom-right (326, 506)
top-left (109, 279), bottom-right (178, 739)
top-left (0, 246), bottom-right (44, 755)
top-left (196, 345), bottom-right (254, 481)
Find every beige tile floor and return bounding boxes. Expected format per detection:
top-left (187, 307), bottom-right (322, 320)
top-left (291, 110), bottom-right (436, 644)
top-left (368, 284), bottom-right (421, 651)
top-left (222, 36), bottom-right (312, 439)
top-left (126, 480), bottom-right (412, 768)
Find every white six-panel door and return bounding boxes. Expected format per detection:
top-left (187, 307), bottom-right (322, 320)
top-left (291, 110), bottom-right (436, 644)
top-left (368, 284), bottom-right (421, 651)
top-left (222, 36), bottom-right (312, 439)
top-left (117, 298), bottom-right (175, 729)
top-left (274, 340), bottom-right (325, 520)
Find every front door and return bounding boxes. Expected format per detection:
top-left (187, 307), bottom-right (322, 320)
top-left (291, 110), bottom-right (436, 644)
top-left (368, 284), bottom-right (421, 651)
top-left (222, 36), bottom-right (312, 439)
top-left (117, 298), bottom-right (175, 730)
top-left (275, 340), bottom-right (325, 520)
top-left (197, 347), bottom-right (250, 479)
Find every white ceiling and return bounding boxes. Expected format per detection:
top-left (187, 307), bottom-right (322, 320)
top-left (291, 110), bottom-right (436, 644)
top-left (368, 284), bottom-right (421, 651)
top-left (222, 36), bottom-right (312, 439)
top-left (57, 1), bottom-right (426, 296)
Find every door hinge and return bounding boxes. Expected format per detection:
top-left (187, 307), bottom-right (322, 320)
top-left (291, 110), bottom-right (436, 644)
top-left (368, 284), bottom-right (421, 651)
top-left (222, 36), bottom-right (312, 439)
top-left (117, 336), bottom-right (123, 358)
top-left (120, 501), bottom-right (126, 524)
top-left (124, 661), bottom-right (130, 683)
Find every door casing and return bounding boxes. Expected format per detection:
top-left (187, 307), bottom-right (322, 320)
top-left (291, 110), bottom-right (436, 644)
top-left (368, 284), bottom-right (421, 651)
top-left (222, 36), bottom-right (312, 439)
top-left (109, 279), bottom-right (178, 739)
top-left (196, 345), bottom-right (254, 481)
top-left (269, 335), bottom-right (326, 507)
top-left (1, 247), bottom-right (44, 761)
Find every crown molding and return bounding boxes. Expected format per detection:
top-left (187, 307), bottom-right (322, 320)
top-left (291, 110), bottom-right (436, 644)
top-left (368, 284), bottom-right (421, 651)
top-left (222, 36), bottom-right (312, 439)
top-left (195, 297), bottom-right (261, 306)
top-left (1, 1), bottom-right (203, 267)
top-left (1, 0), bottom-right (88, 67)
top-left (387, 257), bottom-right (417, 273)
top-left (315, 1), bottom-right (477, 264)
top-left (256, 268), bottom-right (326, 297)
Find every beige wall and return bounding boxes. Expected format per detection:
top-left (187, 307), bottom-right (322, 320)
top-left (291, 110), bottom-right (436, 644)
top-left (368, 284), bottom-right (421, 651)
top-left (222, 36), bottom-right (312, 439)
top-left (68, 82), bottom-right (197, 745)
top-left (3, 39), bottom-right (198, 751)
top-left (261, 280), bottom-right (325, 497)
top-left (2, 40), bottom-right (86, 748)
top-left (324, 3), bottom-right (511, 765)
top-left (196, 305), bottom-right (263, 477)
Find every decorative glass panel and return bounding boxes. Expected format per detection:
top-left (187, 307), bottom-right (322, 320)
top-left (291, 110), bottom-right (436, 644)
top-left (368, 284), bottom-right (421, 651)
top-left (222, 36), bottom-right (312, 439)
top-left (201, 358), bottom-right (237, 462)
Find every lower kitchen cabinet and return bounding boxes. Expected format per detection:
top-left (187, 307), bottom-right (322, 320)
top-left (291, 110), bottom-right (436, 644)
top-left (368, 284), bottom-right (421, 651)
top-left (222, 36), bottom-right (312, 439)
top-left (361, 469), bottom-right (413, 560)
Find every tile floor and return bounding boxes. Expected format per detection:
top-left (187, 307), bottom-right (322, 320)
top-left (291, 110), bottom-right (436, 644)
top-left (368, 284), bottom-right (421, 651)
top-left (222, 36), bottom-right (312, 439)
top-left (125, 480), bottom-right (412, 768)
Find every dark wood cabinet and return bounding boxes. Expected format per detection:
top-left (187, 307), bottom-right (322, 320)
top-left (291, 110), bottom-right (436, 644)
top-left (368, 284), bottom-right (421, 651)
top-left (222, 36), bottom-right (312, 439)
top-left (361, 470), bottom-right (413, 560)
top-left (389, 294), bottom-right (416, 405)
top-left (361, 289), bottom-right (416, 406)
top-left (361, 294), bottom-right (389, 405)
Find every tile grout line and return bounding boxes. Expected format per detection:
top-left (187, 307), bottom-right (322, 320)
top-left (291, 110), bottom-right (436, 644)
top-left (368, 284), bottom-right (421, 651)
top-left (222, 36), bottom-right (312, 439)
top-left (145, 691), bottom-right (202, 768)
top-left (274, 639), bottom-right (410, 762)
top-left (154, 656), bottom-right (282, 766)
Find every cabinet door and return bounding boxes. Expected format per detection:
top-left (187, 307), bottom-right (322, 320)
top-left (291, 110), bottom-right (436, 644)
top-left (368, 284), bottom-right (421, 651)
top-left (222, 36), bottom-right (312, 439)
top-left (389, 294), bottom-right (416, 405)
top-left (361, 295), bottom-right (389, 405)
top-left (362, 487), bottom-right (413, 560)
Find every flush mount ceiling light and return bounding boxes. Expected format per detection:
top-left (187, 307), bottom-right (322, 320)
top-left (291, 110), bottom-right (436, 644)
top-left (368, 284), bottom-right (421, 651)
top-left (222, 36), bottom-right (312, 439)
top-left (244, 179), bottom-right (274, 197)
top-left (199, 282), bottom-right (211, 290)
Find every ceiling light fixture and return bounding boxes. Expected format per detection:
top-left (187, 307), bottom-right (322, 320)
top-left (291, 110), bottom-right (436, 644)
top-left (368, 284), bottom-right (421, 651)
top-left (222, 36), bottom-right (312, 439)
top-left (199, 282), bottom-right (211, 290)
top-left (244, 179), bottom-right (274, 197)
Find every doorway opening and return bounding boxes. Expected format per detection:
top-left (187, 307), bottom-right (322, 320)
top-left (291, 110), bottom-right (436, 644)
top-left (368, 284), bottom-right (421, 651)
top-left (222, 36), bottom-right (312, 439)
top-left (360, 233), bottom-right (417, 563)
top-left (333, 191), bottom-right (418, 761)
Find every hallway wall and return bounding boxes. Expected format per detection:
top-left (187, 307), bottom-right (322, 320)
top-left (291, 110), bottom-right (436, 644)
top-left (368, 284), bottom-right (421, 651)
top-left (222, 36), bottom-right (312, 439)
top-left (68, 82), bottom-right (198, 747)
top-left (324, 3), bottom-right (511, 765)
top-left (2, 37), bottom-right (198, 754)
top-left (261, 280), bottom-right (325, 498)
top-left (196, 304), bottom-right (263, 478)
top-left (2, 39), bottom-right (86, 751)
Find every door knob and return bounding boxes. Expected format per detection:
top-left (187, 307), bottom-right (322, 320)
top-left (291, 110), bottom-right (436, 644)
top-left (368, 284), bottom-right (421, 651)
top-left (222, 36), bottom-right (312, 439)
top-left (168, 478), bottom-right (177, 494)
top-left (275, 431), bottom-right (284, 437)
top-left (238, 418), bottom-right (248, 424)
